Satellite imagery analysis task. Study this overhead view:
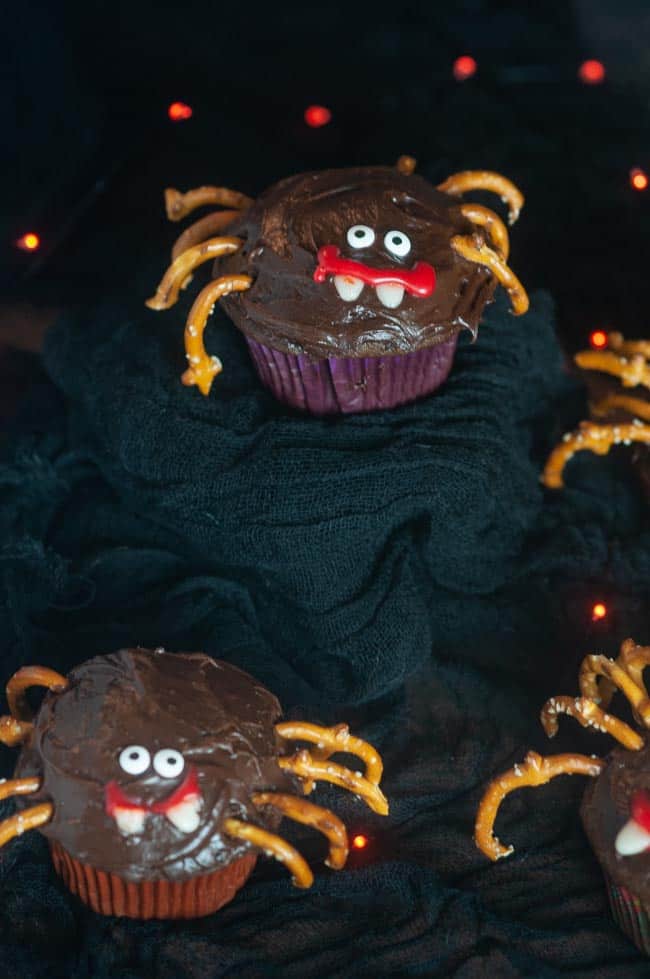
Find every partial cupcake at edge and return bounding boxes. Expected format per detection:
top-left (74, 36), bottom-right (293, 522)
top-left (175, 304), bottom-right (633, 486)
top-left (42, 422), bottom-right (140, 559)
top-left (146, 156), bottom-right (529, 415)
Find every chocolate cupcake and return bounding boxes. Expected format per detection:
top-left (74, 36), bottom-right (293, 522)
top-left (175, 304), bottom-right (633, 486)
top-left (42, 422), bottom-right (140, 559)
top-left (0, 648), bottom-right (388, 919)
top-left (146, 157), bottom-right (529, 414)
top-left (473, 637), bottom-right (650, 955)
top-left (543, 332), bottom-right (650, 493)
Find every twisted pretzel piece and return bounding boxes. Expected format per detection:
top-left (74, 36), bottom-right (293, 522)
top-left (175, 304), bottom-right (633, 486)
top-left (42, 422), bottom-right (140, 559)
top-left (450, 235), bottom-right (529, 315)
top-left (0, 803), bottom-right (53, 849)
top-left (171, 210), bottom-right (240, 260)
top-left (459, 204), bottom-right (510, 259)
top-left (165, 186), bottom-right (253, 222)
top-left (182, 274), bottom-right (253, 395)
top-left (6, 666), bottom-right (68, 722)
top-left (223, 818), bottom-right (313, 888)
top-left (542, 421), bottom-right (650, 489)
top-left (437, 171), bottom-right (524, 225)
top-left (278, 750), bottom-right (389, 815)
top-left (475, 751), bottom-right (604, 861)
top-left (575, 350), bottom-right (650, 391)
top-left (541, 695), bottom-right (643, 751)
top-left (145, 237), bottom-right (243, 311)
top-left (253, 792), bottom-right (349, 870)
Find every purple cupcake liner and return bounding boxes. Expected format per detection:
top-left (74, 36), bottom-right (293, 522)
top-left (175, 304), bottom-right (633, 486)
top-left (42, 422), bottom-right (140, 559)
top-left (243, 336), bottom-right (458, 415)
top-left (606, 877), bottom-right (650, 955)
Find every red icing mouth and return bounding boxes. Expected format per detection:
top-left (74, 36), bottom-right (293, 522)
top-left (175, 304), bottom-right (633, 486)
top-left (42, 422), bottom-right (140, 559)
top-left (631, 789), bottom-right (650, 832)
top-left (105, 767), bottom-right (200, 816)
top-left (313, 244), bottom-right (436, 297)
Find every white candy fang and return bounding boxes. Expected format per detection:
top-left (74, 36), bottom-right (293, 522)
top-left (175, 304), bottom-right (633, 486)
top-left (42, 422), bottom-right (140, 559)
top-left (615, 818), bottom-right (650, 855)
top-left (375, 284), bottom-right (405, 309)
top-left (114, 807), bottom-right (147, 835)
top-left (165, 796), bottom-right (202, 833)
top-left (334, 275), bottom-right (364, 301)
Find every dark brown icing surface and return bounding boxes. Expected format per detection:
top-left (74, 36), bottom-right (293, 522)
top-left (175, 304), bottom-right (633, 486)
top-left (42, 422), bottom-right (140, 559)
top-left (14, 649), bottom-right (296, 882)
top-left (581, 742), bottom-right (650, 901)
top-left (216, 166), bottom-right (497, 359)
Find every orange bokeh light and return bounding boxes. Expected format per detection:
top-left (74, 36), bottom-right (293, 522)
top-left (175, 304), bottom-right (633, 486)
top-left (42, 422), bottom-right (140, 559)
top-left (579, 60), bottom-right (605, 85)
top-left (352, 834), bottom-right (368, 850)
top-left (453, 56), bottom-right (477, 82)
top-left (589, 330), bottom-right (608, 349)
top-left (630, 168), bottom-right (649, 191)
top-left (168, 101), bottom-right (193, 122)
top-left (16, 232), bottom-right (41, 252)
top-left (592, 603), bottom-right (607, 621)
top-left (304, 105), bottom-right (332, 128)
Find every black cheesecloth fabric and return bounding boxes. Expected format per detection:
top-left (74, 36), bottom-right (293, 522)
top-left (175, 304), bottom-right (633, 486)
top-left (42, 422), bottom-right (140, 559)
top-left (3, 280), bottom-right (650, 977)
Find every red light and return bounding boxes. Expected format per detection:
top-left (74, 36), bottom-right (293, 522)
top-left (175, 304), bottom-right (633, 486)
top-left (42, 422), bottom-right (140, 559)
top-left (352, 834), bottom-right (368, 850)
top-left (592, 602), bottom-right (607, 621)
top-left (630, 168), bottom-right (649, 192)
top-left (304, 105), bottom-right (332, 128)
top-left (589, 330), bottom-right (608, 349)
top-left (579, 60), bottom-right (605, 85)
top-left (168, 101), bottom-right (193, 122)
top-left (16, 232), bottom-right (40, 252)
top-left (453, 56), bottom-right (477, 82)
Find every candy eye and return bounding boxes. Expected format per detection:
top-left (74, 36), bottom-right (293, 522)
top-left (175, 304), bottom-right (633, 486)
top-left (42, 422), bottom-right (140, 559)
top-left (347, 225), bottom-right (375, 249)
top-left (119, 745), bottom-right (151, 775)
top-left (384, 230), bottom-right (411, 258)
top-left (153, 748), bottom-right (185, 779)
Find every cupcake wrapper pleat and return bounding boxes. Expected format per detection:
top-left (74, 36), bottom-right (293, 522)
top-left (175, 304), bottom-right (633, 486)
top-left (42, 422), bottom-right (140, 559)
top-left (606, 876), bottom-right (650, 956)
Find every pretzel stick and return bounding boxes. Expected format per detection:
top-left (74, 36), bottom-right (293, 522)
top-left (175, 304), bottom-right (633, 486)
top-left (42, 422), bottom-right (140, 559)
top-left (591, 393), bottom-right (650, 423)
top-left (459, 204), bottom-right (510, 259)
top-left (437, 171), bottom-right (524, 225)
top-left (615, 639), bottom-right (650, 701)
top-left (145, 237), bottom-right (242, 311)
top-left (165, 186), bottom-right (253, 222)
top-left (575, 350), bottom-right (650, 391)
top-left (0, 802), bottom-right (53, 849)
top-left (540, 695), bottom-right (643, 750)
top-left (223, 817), bottom-right (313, 888)
top-left (275, 722), bottom-right (383, 785)
top-left (171, 210), bottom-right (240, 260)
top-left (396, 155), bottom-right (417, 175)
top-left (475, 751), bottom-right (604, 861)
top-left (579, 654), bottom-right (650, 726)
top-left (542, 421), bottom-right (650, 489)
top-left (277, 750), bottom-right (389, 816)
top-left (0, 715), bottom-right (33, 747)
top-left (181, 274), bottom-right (252, 395)
top-left (253, 792), bottom-right (349, 870)
top-left (450, 235), bottom-right (529, 315)
top-left (0, 777), bottom-right (41, 802)
top-left (607, 333), bottom-right (650, 359)
top-left (6, 666), bottom-right (68, 722)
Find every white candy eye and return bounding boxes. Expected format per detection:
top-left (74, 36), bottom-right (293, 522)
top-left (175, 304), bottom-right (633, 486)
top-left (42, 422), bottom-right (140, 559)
top-left (119, 745), bottom-right (151, 775)
top-left (347, 225), bottom-right (375, 249)
top-left (153, 748), bottom-right (185, 779)
top-left (384, 230), bottom-right (411, 258)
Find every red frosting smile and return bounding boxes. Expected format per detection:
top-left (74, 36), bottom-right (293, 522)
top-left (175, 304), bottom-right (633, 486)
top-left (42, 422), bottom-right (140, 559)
top-left (313, 244), bottom-right (436, 297)
top-left (105, 767), bottom-right (200, 816)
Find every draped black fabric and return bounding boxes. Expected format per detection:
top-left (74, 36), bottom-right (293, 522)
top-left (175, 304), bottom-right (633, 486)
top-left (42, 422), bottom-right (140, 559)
top-left (2, 287), bottom-right (650, 976)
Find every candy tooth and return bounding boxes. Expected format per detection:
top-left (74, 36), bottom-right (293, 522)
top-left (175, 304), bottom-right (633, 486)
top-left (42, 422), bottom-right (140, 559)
top-left (114, 807), bottom-right (147, 835)
top-left (615, 818), bottom-right (650, 855)
top-left (334, 275), bottom-right (364, 301)
top-left (165, 797), bottom-right (202, 833)
top-left (375, 284), bottom-right (405, 309)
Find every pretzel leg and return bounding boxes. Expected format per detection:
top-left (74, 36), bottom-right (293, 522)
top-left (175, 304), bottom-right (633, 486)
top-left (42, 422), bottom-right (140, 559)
top-left (575, 350), bottom-right (650, 391)
top-left (475, 751), bottom-right (604, 861)
top-left (459, 204), bottom-right (510, 259)
top-left (437, 171), bottom-right (524, 225)
top-left (275, 722), bottom-right (383, 784)
top-left (542, 421), bottom-right (650, 489)
top-left (580, 654), bottom-right (650, 727)
top-left (450, 235), bottom-right (529, 315)
top-left (0, 803), bottom-right (53, 849)
top-left (223, 817), bottom-right (313, 888)
top-left (616, 639), bottom-right (650, 700)
top-left (277, 750), bottom-right (389, 816)
top-left (165, 186), bottom-right (253, 222)
top-left (171, 210), bottom-right (241, 260)
top-left (0, 777), bottom-right (41, 802)
top-left (145, 237), bottom-right (243, 311)
top-left (253, 792), bottom-right (349, 870)
top-left (0, 715), bottom-right (33, 746)
top-left (181, 274), bottom-right (253, 395)
top-left (607, 333), bottom-right (650, 359)
top-left (591, 394), bottom-right (650, 423)
top-left (6, 666), bottom-right (68, 721)
top-left (541, 695), bottom-right (643, 751)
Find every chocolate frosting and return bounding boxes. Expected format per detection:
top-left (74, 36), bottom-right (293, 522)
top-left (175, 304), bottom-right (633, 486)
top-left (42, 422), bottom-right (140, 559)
top-left (14, 649), bottom-right (297, 882)
top-left (216, 166), bottom-right (497, 359)
top-left (581, 742), bottom-right (650, 901)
